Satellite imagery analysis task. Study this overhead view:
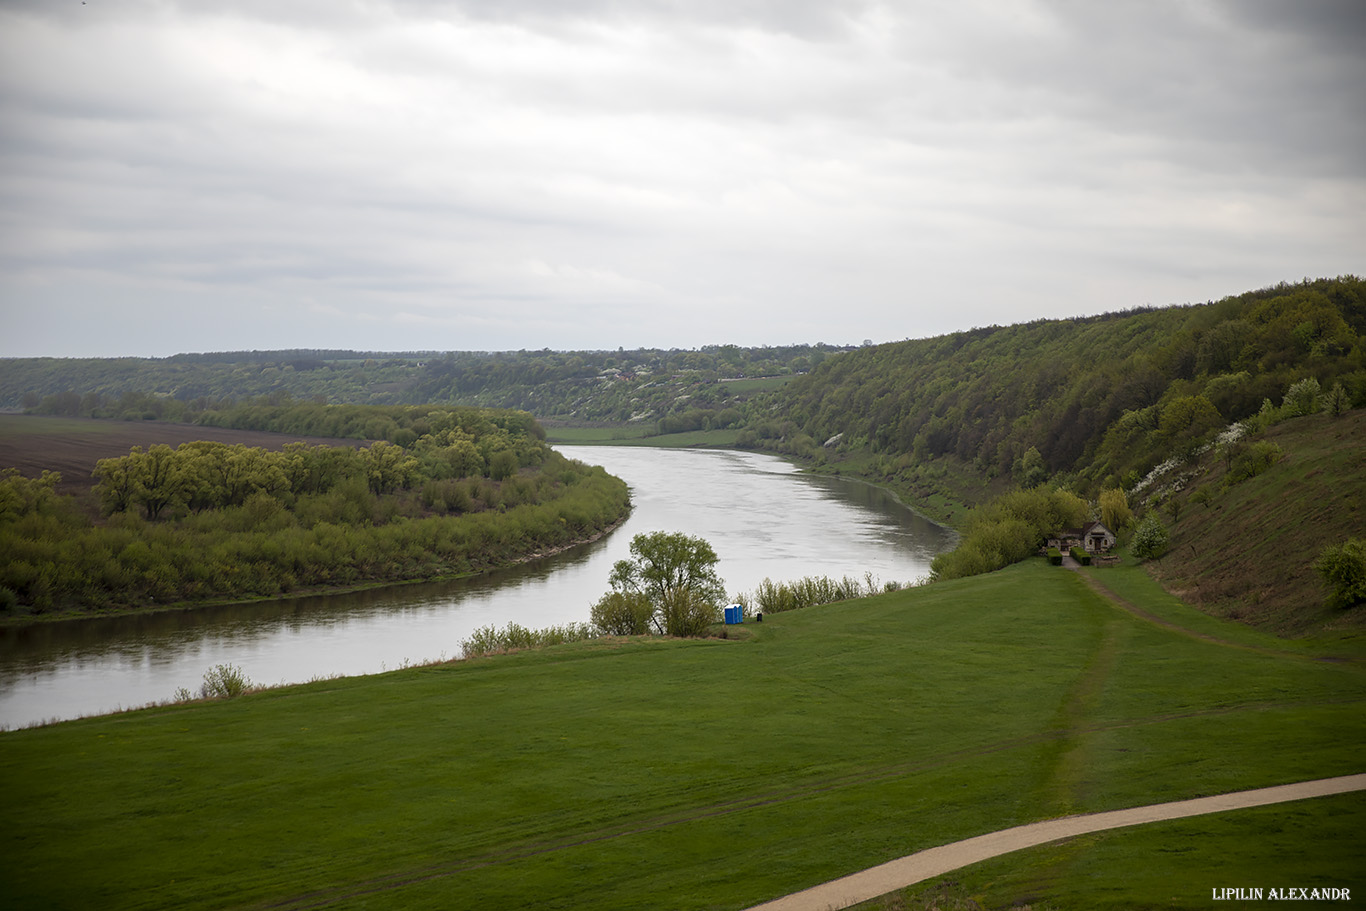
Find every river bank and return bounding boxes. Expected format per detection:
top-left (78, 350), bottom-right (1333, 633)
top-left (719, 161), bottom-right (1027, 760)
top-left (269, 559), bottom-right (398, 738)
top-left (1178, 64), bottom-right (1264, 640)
top-left (0, 515), bottom-right (629, 630)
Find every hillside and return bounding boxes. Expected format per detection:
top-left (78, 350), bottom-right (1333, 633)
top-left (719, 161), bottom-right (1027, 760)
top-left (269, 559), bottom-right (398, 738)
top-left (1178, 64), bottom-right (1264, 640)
top-left (753, 277), bottom-right (1365, 509)
top-left (1143, 408), bottom-right (1366, 638)
top-left (0, 345), bottom-right (840, 431)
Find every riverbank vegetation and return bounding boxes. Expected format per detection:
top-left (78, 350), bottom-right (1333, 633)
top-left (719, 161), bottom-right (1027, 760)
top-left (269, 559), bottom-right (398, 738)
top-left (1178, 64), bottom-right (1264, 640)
top-left (0, 407), bottom-right (629, 620)
top-left (3, 560), bottom-right (1362, 909)
top-left (736, 572), bottom-right (906, 615)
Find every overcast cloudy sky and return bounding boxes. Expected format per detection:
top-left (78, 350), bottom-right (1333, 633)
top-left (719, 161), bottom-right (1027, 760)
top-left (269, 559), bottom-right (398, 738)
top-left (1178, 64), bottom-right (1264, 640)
top-left (2, 1), bottom-right (1363, 357)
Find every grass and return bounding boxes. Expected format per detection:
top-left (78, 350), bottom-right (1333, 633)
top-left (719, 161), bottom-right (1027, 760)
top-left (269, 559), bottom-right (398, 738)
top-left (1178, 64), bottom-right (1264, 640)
top-left (1, 561), bottom-right (1363, 909)
top-left (1147, 408), bottom-right (1366, 638)
top-left (863, 792), bottom-right (1366, 911)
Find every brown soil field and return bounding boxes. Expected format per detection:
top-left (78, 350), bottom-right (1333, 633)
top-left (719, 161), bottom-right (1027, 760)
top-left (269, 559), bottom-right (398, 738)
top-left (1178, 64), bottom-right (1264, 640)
top-left (0, 414), bottom-right (367, 494)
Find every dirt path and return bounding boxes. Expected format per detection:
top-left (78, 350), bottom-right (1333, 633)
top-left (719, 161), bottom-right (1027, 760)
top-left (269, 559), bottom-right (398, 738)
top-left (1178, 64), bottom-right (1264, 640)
top-left (743, 774), bottom-right (1366, 911)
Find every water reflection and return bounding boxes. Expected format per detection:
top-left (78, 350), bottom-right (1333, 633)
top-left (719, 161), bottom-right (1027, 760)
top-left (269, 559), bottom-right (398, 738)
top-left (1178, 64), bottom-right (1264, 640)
top-left (0, 447), bottom-right (954, 728)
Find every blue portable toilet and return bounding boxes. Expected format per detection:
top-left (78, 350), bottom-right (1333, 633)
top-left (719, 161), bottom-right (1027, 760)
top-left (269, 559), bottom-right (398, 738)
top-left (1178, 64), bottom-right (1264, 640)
top-left (723, 604), bottom-right (743, 625)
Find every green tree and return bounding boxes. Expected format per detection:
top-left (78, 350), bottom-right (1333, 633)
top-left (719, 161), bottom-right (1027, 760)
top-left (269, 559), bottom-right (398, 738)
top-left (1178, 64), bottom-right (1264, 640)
top-left (93, 448), bottom-right (141, 514)
top-left (134, 444), bottom-right (186, 520)
top-left (1321, 382), bottom-right (1351, 418)
top-left (607, 531), bottom-right (726, 636)
top-left (360, 441), bottom-right (419, 495)
top-left (1313, 539), bottom-right (1366, 608)
top-left (1015, 446), bottom-right (1048, 489)
top-left (1282, 377), bottom-right (1321, 416)
top-left (1098, 488), bottom-right (1132, 533)
top-left (1131, 512), bottom-right (1170, 560)
top-left (1158, 394), bottom-right (1223, 447)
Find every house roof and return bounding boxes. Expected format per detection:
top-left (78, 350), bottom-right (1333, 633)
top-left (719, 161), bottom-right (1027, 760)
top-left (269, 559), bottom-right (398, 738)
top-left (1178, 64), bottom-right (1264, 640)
top-left (1056, 521), bottom-right (1114, 538)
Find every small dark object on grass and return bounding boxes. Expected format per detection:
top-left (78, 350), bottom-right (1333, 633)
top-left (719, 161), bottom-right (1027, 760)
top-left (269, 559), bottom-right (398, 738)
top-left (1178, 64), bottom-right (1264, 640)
top-left (756, 611), bottom-right (763, 622)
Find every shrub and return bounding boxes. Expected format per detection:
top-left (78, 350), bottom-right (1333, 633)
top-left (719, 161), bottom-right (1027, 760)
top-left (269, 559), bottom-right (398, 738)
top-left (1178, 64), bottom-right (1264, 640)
top-left (1069, 546), bottom-right (1091, 566)
top-left (198, 663), bottom-right (252, 699)
top-left (1047, 547), bottom-right (1063, 566)
top-left (743, 574), bottom-right (885, 614)
top-left (1131, 512), bottom-right (1170, 560)
top-left (590, 590), bottom-right (655, 635)
top-left (1225, 441), bottom-right (1281, 486)
top-left (460, 621), bottom-right (598, 658)
top-left (1313, 539), bottom-right (1366, 608)
top-left (657, 587), bottom-right (719, 638)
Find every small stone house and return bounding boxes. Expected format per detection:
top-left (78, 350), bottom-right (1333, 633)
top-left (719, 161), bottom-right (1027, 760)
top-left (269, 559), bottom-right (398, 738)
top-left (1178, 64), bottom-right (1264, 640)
top-left (1048, 521), bottom-right (1117, 554)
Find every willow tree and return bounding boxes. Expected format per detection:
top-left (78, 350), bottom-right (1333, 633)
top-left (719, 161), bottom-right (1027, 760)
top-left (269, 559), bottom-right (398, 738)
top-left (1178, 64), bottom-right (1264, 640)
top-left (606, 531), bottom-right (726, 637)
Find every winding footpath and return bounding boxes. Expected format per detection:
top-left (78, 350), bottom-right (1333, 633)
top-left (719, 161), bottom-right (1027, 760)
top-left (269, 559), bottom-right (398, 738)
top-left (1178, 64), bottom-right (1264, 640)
top-left (743, 775), bottom-right (1366, 909)
top-left (745, 561), bottom-right (1365, 910)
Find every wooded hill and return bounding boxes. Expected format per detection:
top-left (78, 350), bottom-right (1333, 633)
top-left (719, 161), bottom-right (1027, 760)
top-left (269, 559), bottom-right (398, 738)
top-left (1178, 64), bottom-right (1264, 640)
top-left (750, 277), bottom-right (1365, 508)
top-left (1, 345), bottom-right (844, 431)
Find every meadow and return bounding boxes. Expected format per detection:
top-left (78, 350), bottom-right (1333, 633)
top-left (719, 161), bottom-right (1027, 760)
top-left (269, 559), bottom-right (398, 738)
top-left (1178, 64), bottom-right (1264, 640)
top-left (1, 560), bottom-right (1362, 909)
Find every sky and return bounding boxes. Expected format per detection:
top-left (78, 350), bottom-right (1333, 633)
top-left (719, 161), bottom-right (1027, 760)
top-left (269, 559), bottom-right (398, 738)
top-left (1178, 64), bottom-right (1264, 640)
top-left (1, 1), bottom-right (1363, 358)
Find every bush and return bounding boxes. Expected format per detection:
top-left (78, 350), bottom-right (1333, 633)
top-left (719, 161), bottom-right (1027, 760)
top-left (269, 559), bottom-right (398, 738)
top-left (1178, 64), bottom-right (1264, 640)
top-left (590, 590), bottom-right (655, 635)
top-left (657, 587), bottom-right (719, 638)
top-left (743, 574), bottom-right (884, 615)
top-left (198, 663), bottom-right (252, 699)
top-left (1069, 546), bottom-right (1091, 566)
top-left (1047, 547), bottom-right (1063, 566)
top-left (1225, 441), bottom-right (1282, 486)
top-left (460, 621), bottom-right (598, 658)
top-left (1131, 512), bottom-right (1170, 560)
top-left (1314, 539), bottom-right (1366, 608)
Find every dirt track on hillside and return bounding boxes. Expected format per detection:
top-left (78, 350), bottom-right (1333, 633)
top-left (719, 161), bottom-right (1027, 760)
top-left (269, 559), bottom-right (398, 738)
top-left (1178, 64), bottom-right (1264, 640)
top-left (0, 415), bottom-right (365, 493)
top-left (743, 774), bottom-right (1366, 911)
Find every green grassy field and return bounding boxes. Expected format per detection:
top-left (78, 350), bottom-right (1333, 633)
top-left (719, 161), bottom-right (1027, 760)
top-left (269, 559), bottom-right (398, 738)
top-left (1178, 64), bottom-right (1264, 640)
top-left (2, 561), bottom-right (1362, 910)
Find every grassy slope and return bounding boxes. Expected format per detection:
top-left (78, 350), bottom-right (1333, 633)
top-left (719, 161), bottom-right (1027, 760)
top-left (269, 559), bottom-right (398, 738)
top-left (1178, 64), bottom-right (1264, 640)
top-left (1144, 409), bottom-right (1366, 639)
top-left (2, 561), bottom-right (1362, 910)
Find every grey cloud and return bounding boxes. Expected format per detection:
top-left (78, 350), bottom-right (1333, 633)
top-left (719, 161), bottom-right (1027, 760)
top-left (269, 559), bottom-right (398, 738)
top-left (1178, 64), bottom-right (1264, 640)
top-left (1, 0), bottom-right (1362, 356)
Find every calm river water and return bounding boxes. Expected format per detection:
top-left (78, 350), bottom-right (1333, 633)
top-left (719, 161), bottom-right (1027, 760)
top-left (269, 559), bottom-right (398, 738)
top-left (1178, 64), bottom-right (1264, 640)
top-left (0, 447), bottom-right (954, 728)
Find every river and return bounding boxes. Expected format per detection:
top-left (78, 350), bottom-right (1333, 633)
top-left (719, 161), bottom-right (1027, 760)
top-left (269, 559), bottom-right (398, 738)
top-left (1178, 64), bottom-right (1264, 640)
top-left (0, 446), bottom-right (955, 729)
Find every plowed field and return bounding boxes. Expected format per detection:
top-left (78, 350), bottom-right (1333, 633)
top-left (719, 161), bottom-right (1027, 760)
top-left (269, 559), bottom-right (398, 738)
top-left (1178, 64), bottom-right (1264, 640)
top-left (0, 414), bottom-right (366, 493)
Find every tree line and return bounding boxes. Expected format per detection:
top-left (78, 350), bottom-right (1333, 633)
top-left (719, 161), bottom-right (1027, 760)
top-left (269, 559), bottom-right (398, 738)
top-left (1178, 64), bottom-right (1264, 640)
top-left (2, 345), bottom-right (850, 432)
top-left (750, 276), bottom-right (1365, 498)
top-left (0, 406), bottom-right (630, 616)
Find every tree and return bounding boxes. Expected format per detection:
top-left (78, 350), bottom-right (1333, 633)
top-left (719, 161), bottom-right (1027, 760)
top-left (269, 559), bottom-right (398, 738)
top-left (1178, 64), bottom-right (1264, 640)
top-left (1131, 512), bottom-right (1170, 560)
top-left (360, 441), bottom-right (419, 494)
top-left (1098, 488), bottom-right (1132, 533)
top-left (1158, 394), bottom-right (1223, 448)
top-left (134, 444), bottom-right (186, 520)
top-left (1321, 382), bottom-right (1351, 418)
top-left (1015, 446), bottom-right (1048, 489)
top-left (1313, 539), bottom-right (1366, 608)
top-left (607, 531), bottom-right (726, 636)
top-left (93, 450), bottom-right (139, 514)
top-left (1282, 377), bottom-right (1321, 416)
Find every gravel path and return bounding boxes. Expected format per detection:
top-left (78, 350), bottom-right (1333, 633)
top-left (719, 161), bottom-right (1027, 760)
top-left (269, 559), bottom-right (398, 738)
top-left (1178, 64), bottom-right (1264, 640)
top-left (743, 774), bottom-right (1366, 911)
